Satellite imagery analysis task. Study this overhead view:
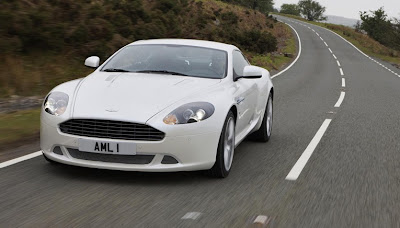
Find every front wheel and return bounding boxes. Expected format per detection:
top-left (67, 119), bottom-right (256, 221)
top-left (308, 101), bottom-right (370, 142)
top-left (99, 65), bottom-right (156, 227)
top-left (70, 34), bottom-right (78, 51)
top-left (250, 94), bottom-right (273, 142)
top-left (206, 111), bottom-right (235, 178)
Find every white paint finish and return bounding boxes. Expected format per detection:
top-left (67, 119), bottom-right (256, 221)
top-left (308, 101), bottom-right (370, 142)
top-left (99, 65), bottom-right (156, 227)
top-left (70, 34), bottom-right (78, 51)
top-left (253, 215), bottom-right (269, 224)
top-left (181, 212), bottom-right (202, 220)
top-left (286, 119), bottom-right (332, 181)
top-left (333, 54), bottom-right (337, 59)
top-left (316, 32), bottom-right (319, 36)
top-left (340, 68), bottom-right (344, 76)
top-left (271, 23), bottom-right (302, 79)
top-left (324, 42), bottom-right (328, 47)
top-left (334, 92), bottom-right (346, 108)
top-left (0, 151), bottom-right (42, 169)
top-left (328, 48), bottom-right (333, 53)
top-left (337, 60), bottom-right (341, 67)
top-left (342, 78), bottom-right (346, 87)
top-left (320, 37), bottom-right (324, 41)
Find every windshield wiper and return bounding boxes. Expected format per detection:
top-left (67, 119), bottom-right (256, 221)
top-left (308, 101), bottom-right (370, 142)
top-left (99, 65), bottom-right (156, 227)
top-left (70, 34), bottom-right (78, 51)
top-left (135, 70), bottom-right (189, 76)
top-left (103, 68), bottom-right (131, 72)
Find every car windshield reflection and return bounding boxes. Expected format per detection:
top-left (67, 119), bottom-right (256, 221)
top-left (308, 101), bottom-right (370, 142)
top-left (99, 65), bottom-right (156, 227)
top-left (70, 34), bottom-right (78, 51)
top-left (101, 44), bottom-right (228, 79)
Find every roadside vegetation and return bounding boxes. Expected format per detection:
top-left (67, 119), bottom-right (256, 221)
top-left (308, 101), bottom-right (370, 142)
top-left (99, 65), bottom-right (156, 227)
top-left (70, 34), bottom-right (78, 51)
top-left (0, 109), bottom-right (40, 149)
top-left (0, 0), bottom-right (295, 98)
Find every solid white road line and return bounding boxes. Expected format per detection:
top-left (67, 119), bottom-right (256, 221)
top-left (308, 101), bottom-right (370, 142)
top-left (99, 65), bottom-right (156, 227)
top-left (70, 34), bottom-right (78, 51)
top-left (342, 78), bottom-right (346, 87)
top-left (328, 48), bottom-right (333, 53)
top-left (334, 92), bottom-right (346, 107)
top-left (286, 119), bottom-right (332, 181)
top-left (181, 212), bottom-right (202, 220)
top-left (0, 151), bottom-right (42, 169)
top-left (336, 60), bottom-right (341, 67)
top-left (332, 54), bottom-right (337, 59)
top-left (271, 23), bottom-right (302, 79)
top-left (340, 68), bottom-right (344, 76)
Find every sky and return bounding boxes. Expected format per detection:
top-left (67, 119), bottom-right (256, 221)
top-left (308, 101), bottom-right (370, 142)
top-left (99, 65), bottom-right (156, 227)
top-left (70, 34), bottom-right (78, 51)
top-left (274, 0), bottom-right (400, 20)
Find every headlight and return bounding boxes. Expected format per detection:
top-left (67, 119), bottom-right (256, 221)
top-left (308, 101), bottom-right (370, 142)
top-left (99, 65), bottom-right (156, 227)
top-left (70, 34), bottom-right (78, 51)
top-left (163, 102), bottom-right (215, 125)
top-left (43, 92), bottom-right (69, 116)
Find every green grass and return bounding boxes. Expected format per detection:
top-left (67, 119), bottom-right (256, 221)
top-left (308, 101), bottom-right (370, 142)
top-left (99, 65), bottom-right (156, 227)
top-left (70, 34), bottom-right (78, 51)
top-left (272, 13), bottom-right (400, 65)
top-left (248, 23), bottom-right (297, 70)
top-left (0, 109), bottom-right (41, 146)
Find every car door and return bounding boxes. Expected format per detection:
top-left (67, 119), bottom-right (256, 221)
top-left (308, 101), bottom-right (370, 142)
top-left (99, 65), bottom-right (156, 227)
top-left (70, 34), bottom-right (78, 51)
top-left (232, 50), bottom-right (259, 135)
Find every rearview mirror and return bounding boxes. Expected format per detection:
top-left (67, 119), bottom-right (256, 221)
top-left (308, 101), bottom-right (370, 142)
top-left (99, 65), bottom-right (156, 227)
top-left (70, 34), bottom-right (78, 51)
top-left (242, 66), bottom-right (263, 79)
top-left (85, 56), bottom-right (100, 68)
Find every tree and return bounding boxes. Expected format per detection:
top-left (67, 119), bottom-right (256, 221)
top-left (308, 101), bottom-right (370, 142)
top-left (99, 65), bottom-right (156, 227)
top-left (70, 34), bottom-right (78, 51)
top-left (280, 4), bottom-right (300, 16)
top-left (360, 7), bottom-right (400, 50)
top-left (298, 0), bottom-right (326, 21)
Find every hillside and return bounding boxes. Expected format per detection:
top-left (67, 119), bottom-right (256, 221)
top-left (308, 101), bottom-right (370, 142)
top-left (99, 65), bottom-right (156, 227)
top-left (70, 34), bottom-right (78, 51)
top-left (0, 0), bottom-right (295, 98)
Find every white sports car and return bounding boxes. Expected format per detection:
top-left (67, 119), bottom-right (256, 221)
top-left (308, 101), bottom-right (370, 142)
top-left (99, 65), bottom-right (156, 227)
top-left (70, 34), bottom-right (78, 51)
top-left (41, 39), bottom-right (274, 177)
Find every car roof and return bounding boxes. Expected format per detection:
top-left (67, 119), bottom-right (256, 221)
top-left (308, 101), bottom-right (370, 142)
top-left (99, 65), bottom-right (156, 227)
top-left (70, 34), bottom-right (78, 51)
top-left (128, 39), bottom-right (238, 52)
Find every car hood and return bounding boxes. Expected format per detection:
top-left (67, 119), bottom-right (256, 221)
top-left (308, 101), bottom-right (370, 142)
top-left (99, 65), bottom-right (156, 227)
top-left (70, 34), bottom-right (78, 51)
top-left (71, 73), bottom-right (221, 123)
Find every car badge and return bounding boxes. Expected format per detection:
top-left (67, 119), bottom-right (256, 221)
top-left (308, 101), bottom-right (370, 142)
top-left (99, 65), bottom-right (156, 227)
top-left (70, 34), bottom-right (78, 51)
top-left (106, 108), bottom-right (119, 112)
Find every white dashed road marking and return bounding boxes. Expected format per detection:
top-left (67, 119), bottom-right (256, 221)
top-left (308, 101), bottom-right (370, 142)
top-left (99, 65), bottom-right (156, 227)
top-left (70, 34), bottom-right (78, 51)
top-left (181, 212), bottom-right (202, 220)
top-left (334, 92), bottom-right (346, 108)
top-left (253, 215), bottom-right (270, 226)
top-left (340, 68), bottom-right (344, 76)
top-left (336, 60), bottom-right (341, 67)
top-left (286, 119), bottom-right (332, 181)
top-left (342, 78), bottom-right (346, 87)
top-left (332, 54), bottom-right (337, 59)
top-left (328, 48), bottom-right (333, 53)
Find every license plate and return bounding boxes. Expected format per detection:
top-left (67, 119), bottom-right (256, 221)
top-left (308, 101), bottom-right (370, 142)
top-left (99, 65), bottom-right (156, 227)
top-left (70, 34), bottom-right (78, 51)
top-left (78, 139), bottom-right (136, 155)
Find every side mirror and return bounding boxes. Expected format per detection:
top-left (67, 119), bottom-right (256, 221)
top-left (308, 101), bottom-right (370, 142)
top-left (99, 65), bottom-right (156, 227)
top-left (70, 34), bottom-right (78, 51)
top-left (242, 66), bottom-right (263, 79)
top-left (85, 56), bottom-right (100, 68)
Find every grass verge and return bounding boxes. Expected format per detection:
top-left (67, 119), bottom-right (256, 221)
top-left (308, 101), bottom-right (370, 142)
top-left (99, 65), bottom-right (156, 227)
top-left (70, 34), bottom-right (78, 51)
top-left (0, 109), bottom-right (40, 149)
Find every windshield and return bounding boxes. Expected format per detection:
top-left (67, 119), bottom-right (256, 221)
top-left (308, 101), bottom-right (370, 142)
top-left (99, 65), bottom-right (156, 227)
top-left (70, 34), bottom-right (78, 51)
top-left (101, 44), bottom-right (228, 79)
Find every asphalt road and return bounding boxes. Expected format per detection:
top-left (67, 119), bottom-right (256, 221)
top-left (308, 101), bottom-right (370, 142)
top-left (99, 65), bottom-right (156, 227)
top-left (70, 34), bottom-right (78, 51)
top-left (1, 16), bottom-right (400, 227)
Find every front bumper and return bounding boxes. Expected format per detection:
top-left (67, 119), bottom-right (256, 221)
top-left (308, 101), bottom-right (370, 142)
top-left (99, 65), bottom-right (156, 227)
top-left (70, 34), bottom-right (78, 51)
top-left (40, 121), bottom-right (220, 172)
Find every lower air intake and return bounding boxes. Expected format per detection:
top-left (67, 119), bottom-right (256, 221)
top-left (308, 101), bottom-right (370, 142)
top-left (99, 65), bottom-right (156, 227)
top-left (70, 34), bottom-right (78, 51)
top-left (67, 148), bottom-right (155, 164)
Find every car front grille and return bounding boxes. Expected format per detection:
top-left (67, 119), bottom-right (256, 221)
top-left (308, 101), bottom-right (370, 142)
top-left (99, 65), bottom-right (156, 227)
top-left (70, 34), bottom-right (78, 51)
top-left (59, 119), bottom-right (165, 141)
top-left (67, 148), bottom-right (155, 164)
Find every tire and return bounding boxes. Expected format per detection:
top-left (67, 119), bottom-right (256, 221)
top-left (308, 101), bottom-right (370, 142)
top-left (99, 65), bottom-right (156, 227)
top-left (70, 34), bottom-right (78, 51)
top-left (43, 153), bottom-right (60, 165)
top-left (250, 94), bottom-right (273, 142)
top-left (206, 111), bottom-right (236, 178)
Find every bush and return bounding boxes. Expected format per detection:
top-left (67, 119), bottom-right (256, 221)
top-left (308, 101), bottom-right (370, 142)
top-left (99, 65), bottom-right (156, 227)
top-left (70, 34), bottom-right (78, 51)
top-left (221, 11), bottom-right (239, 25)
top-left (239, 30), bottom-right (277, 53)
